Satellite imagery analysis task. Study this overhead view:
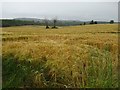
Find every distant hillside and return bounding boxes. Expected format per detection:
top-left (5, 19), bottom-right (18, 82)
top-left (14, 18), bottom-right (45, 23)
top-left (14, 18), bottom-right (85, 26)
top-left (1, 18), bottom-right (112, 27)
top-left (1, 19), bottom-right (41, 27)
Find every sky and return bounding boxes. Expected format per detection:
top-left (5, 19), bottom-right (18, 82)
top-left (1, 0), bottom-right (120, 2)
top-left (1, 1), bottom-right (118, 22)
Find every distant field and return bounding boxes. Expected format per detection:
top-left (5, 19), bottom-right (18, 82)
top-left (2, 24), bottom-right (118, 88)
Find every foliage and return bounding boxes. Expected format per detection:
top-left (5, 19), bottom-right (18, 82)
top-left (90, 20), bottom-right (97, 24)
top-left (110, 20), bottom-right (114, 24)
top-left (1, 19), bottom-right (41, 27)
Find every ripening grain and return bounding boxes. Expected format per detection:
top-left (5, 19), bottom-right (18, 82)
top-left (2, 24), bottom-right (118, 88)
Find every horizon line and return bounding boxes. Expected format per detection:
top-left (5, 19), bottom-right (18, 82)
top-left (0, 17), bottom-right (118, 22)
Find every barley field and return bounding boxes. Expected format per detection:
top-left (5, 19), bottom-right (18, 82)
top-left (2, 24), bottom-right (118, 88)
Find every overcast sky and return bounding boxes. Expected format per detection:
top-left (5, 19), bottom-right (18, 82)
top-left (1, 0), bottom-right (119, 2)
top-left (2, 2), bottom-right (118, 21)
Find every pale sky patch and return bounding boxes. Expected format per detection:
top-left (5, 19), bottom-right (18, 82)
top-left (1, 2), bottom-right (118, 22)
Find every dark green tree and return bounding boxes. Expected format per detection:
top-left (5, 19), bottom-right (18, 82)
top-left (110, 20), bottom-right (114, 24)
top-left (90, 20), bottom-right (94, 24)
top-left (83, 22), bottom-right (86, 25)
top-left (53, 19), bottom-right (57, 28)
top-left (94, 21), bottom-right (97, 24)
top-left (45, 19), bottom-right (49, 29)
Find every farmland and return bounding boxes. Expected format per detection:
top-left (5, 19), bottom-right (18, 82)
top-left (2, 24), bottom-right (118, 88)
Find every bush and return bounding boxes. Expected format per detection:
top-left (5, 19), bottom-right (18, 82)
top-left (110, 20), bottom-right (114, 24)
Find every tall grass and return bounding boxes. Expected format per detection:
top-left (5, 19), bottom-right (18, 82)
top-left (2, 24), bottom-right (118, 88)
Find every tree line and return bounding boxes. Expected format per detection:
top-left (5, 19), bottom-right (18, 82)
top-left (1, 19), bottom-right (41, 27)
top-left (1, 19), bottom-right (114, 27)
